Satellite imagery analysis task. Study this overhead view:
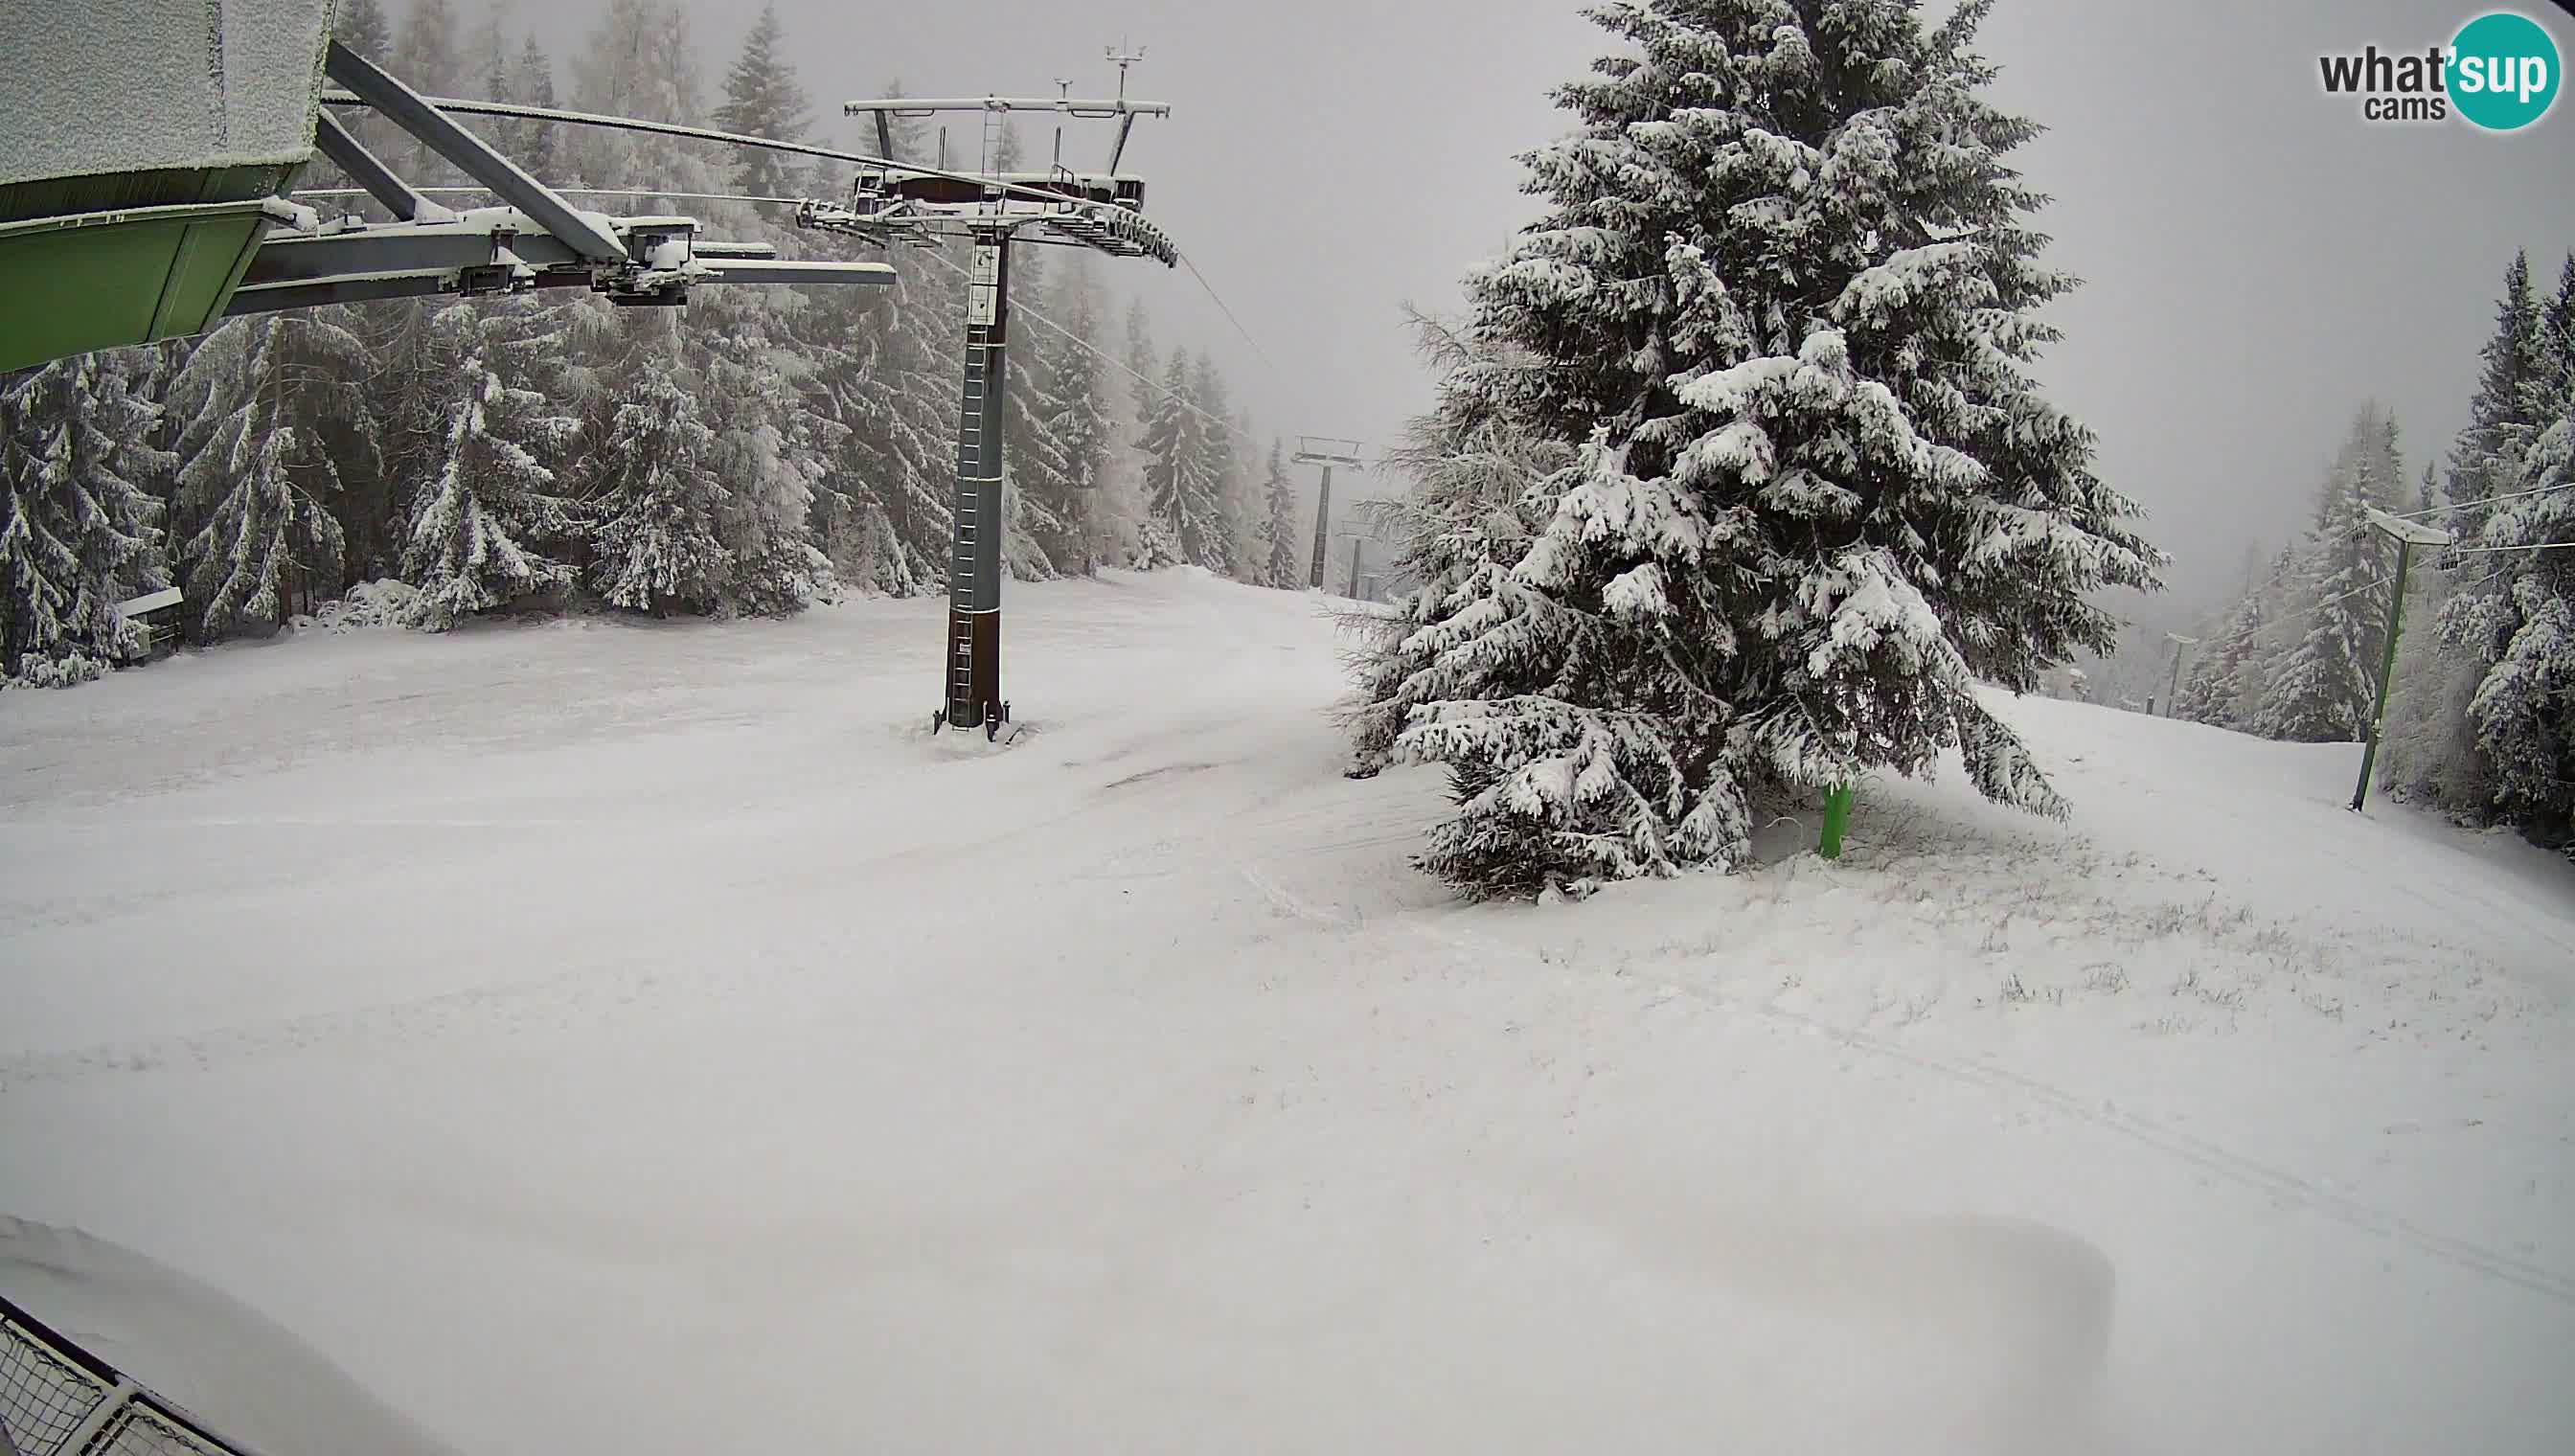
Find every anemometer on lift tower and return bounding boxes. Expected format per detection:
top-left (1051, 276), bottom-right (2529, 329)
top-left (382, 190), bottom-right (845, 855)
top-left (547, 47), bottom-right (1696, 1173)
top-left (801, 48), bottom-right (1176, 743)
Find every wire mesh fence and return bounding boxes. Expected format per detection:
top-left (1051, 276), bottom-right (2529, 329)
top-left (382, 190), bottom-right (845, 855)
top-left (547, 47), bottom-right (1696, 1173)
top-left (83, 1402), bottom-right (235, 1456)
top-left (1, 1297), bottom-right (251, 1456)
top-left (2, 1299), bottom-right (112, 1456)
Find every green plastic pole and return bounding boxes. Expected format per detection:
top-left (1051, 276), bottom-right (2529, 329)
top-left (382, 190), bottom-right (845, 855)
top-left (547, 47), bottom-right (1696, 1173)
top-left (2351, 538), bottom-right (2413, 814)
top-left (1819, 784), bottom-right (1854, 859)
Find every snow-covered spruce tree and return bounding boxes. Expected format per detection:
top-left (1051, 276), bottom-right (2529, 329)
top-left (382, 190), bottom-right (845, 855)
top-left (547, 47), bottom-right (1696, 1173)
top-left (1121, 294), bottom-right (1158, 433)
top-left (511, 34), bottom-right (559, 180)
top-left (1186, 356), bottom-right (1243, 574)
top-left (1039, 256), bottom-right (1120, 575)
top-left (1339, 307), bottom-right (1577, 776)
top-left (690, 288), bottom-right (838, 616)
top-left (794, 274), bottom-right (907, 592)
top-left (1101, 293), bottom-right (1162, 566)
top-left (2457, 350), bottom-right (2573, 839)
top-left (392, 0), bottom-right (464, 185)
top-left (167, 316), bottom-right (362, 636)
top-left (881, 256), bottom-right (968, 580)
top-left (2443, 252), bottom-right (2547, 554)
top-left (467, 3), bottom-right (509, 104)
top-left (711, 4), bottom-right (810, 210)
top-left (2255, 409), bottom-right (2404, 742)
top-left (584, 348), bottom-right (730, 618)
top-left (1380, 0), bottom-right (2159, 899)
top-left (2387, 255), bottom-right (2574, 821)
top-left (402, 303), bottom-right (581, 631)
top-left (1257, 438), bottom-right (1300, 586)
top-left (1132, 517), bottom-right (1184, 571)
top-left (1233, 407), bottom-right (1266, 578)
top-left (784, 84), bottom-right (943, 595)
top-left (1141, 351), bottom-right (1230, 570)
top-left (571, 0), bottom-right (706, 178)
top-left (0, 354), bottom-right (171, 672)
top-left (2175, 586), bottom-right (2265, 728)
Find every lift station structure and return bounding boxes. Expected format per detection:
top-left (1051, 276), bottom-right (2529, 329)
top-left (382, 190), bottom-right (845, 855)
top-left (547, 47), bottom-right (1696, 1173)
top-left (0, 4), bottom-right (897, 375)
top-left (2, 4), bottom-right (1196, 751)
top-left (805, 62), bottom-right (1176, 740)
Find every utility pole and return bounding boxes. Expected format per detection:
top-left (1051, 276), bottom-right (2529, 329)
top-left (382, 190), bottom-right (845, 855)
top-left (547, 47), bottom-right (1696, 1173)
top-left (823, 66), bottom-right (1174, 741)
top-left (2352, 509), bottom-right (2454, 812)
top-left (2161, 633), bottom-right (2199, 717)
top-left (1293, 436), bottom-right (1365, 590)
top-left (1347, 535), bottom-right (1363, 599)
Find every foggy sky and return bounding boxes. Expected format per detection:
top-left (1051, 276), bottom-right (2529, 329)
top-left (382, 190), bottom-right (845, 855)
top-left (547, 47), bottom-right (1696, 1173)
top-left (533, 0), bottom-right (2572, 616)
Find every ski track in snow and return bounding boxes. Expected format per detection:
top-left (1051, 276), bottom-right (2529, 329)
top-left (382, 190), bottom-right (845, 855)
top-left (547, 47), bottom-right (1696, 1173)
top-left (1226, 847), bottom-right (2575, 1309)
top-left (3, 570), bottom-right (2572, 1455)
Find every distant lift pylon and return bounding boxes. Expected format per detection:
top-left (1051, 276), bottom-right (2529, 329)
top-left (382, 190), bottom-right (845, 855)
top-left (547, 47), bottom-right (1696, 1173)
top-left (1292, 437), bottom-right (1366, 591)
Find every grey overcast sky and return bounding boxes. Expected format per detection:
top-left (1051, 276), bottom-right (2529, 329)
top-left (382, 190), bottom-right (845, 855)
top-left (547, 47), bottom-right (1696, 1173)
top-left (528, 0), bottom-right (2571, 613)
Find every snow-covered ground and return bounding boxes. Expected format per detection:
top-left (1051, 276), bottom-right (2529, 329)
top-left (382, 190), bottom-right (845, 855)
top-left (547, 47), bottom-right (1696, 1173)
top-left (2, 567), bottom-right (2570, 1455)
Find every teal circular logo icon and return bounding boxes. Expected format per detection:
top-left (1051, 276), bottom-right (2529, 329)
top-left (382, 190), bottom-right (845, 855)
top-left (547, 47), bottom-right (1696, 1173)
top-left (2450, 11), bottom-right (2561, 130)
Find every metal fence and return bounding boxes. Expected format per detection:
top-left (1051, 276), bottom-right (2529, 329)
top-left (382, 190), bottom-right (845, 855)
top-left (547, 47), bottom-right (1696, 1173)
top-left (1, 1295), bottom-right (249, 1456)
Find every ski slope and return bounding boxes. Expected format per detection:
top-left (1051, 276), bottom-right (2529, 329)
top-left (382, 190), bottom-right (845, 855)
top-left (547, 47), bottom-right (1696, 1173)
top-left (2, 567), bottom-right (2570, 1455)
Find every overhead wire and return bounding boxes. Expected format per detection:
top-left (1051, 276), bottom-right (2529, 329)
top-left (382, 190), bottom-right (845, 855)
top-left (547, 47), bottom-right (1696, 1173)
top-left (908, 241), bottom-right (1241, 435)
top-left (1177, 252), bottom-right (1277, 373)
top-left (321, 92), bottom-right (1310, 435)
top-left (2445, 539), bottom-right (2575, 557)
top-left (2388, 478), bottom-right (2574, 521)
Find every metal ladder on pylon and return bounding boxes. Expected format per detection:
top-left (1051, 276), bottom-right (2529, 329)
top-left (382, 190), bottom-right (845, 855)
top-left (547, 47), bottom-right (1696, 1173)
top-left (980, 102), bottom-right (1006, 199)
top-left (946, 605), bottom-right (976, 717)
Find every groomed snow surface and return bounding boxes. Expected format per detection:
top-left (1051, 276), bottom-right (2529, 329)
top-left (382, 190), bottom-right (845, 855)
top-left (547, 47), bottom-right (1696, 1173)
top-left (2, 567), bottom-right (2570, 1455)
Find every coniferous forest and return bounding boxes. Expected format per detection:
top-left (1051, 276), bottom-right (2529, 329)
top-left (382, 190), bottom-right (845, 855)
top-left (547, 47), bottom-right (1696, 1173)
top-left (0, 0), bottom-right (1291, 681)
top-left (2171, 252), bottom-right (2575, 855)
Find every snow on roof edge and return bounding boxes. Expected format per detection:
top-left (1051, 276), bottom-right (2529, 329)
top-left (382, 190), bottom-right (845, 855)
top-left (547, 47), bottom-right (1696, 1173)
top-left (0, 0), bottom-right (339, 193)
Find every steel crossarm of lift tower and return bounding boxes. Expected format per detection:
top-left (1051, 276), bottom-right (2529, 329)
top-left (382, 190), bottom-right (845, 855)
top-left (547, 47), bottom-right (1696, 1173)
top-left (317, 92), bottom-right (1174, 222)
top-left (232, 208), bottom-right (892, 315)
top-left (264, 41), bottom-right (894, 315)
top-left (844, 90), bottom-right (1173, 172)
top-left (792, 193), bottom-right (1177, 265)
top-left (1292, 437), bottom-right (1367, 468)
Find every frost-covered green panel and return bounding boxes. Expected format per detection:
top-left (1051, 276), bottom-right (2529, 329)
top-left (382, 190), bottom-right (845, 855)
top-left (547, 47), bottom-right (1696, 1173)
top-left (0, 201), bottom-right (276, 374)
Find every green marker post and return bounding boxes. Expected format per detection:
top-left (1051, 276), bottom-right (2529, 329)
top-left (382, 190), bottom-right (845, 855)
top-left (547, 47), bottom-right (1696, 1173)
top-left (2352, 509), bottom-right (2455, 814)
top-left (1819, 784), bottom-right (1854, 860)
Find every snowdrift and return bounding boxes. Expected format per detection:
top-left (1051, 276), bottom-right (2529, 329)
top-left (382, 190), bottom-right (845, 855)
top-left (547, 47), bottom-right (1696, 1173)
top-left (0, 1217), bottom-right (459, 1456)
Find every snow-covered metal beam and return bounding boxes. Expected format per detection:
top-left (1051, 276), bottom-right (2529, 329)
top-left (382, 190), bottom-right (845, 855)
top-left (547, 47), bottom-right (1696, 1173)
top-left (224, 271), bottom-right (575, 317)
top-left (2364, 508), bottom-right (2456, 549)
top-left (241, 210), bottom-right (603, 287)
top-left (694, 259), bottom-right (898, 287)
top-left (310, 112), bottom-right (455, 225)
top-left (1291, 437), bottom-right (1367, 467)
top-left (322, 42), bottom-right (627, 264)
top-left (234, 207), bottom-right (892, 315)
